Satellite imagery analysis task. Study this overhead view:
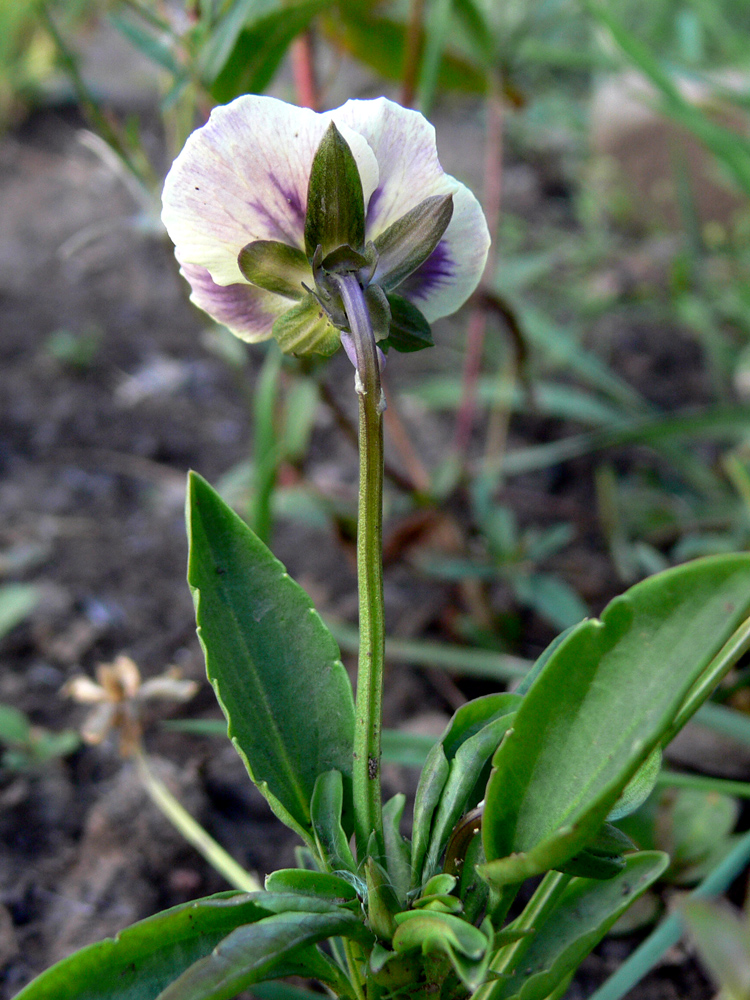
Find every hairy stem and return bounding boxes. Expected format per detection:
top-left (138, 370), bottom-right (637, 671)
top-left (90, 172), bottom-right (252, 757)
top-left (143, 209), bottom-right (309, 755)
top-left (334, 274), bottom-right (385, 860)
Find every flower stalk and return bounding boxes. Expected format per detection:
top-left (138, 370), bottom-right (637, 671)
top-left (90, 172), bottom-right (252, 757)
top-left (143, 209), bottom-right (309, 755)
top-left (335, 273), bottom-right (386, 859)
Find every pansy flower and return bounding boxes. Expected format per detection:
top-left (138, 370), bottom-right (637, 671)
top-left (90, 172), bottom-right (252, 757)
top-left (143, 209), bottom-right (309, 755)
top-left (161, 95), bottom-right (490, 357)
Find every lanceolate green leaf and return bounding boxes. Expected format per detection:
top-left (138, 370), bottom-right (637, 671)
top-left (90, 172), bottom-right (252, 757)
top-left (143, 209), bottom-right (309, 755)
top-left (485, 853), bottom-right (669, 1000)
top-left (481, 555), bottom-right (750, 886)
top-left (12, 893), bottom-right (270, 1000)
top-left (156, 907), bottom-right (371, 1000)
top-left (187, 472), bottom-right (355, 839)
top-left (412, 694), bottom-right (518, 886)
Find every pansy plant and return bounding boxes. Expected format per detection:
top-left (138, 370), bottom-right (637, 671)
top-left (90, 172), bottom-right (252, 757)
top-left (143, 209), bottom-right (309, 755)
top-left (17, 97), bottom-right (750, 1000)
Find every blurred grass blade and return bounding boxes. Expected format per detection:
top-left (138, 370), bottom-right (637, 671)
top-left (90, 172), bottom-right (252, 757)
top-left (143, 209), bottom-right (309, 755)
top-left (656, 770), bottom-right (750, 800)
top-left (587, 826), bottom-right (750, 1000)
top-left (590, 2), bottom-right (750, 197)
top-left (503, 406), bottom-right (750, 476)
top-left (327, 620), bottom-right (531, 681)
top-left (418, 0), bottom-right (455, 116)
top-left (695, 700), bottom-right (750, 745)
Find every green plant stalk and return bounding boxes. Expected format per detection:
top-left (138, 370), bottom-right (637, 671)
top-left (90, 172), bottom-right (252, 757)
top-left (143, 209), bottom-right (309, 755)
top-left (475, 871), bottom-right (572, 1000)
top-left (135, 749), bottom-right (260, 892)
top-left (664, 613), bottom-right (750, 744)
top-left (656, 770), bottom-right (750, 799)
top-left (249, 346), bottom-right (283, 543)
top-left (335, 275), bottom-right (386, 860)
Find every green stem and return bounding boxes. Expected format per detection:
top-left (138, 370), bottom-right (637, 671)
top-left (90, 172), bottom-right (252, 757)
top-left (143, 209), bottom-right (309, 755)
top-left (475, 871), bottom-right (571, 1000)
top-left (664, 613), bottom-right (750, 744)
top-left (335, 274), bottom-right (386, 861)
top-left (135, 749), bottom-right (261, 892)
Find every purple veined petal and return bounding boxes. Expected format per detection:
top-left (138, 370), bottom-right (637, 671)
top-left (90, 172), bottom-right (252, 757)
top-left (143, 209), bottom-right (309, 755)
top-left (333, 97), bottom-right (490, 322)
top-left (162, 95), bottom-right (379, 287)
top-left (178, 252), bottom-right (291, 343)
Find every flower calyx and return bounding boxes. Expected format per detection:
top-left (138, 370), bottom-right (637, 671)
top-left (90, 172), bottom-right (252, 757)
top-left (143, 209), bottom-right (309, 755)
top-left (236, 122), bottom-right (453, 358)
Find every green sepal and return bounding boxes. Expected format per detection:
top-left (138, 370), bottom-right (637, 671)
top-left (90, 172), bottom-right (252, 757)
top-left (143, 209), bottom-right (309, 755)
top-left (365, 283), bottom-right (392, 342)
top-left (413, 896), bottom-right (463, 914)
top-left (321, 245), bottom-right (369, 274)
top-left (414, 875), bottom-right (462, 914)
top-left (237, 240), bottom-right (309, 300)
top-left (310, 770), bottom-right (357, 873)
top-left (187, 472), bottom-right (355, 841)
top-left (370, 946), bottom-right (422, 989)
top-left (382, 294), bottom-right (434, 353)
top-left (392, 911), bottom-right (487, 957)
top-left (264, 869), bottom-right (359, 903)
top-left (374, 194), bottom-right (453, 290)
top-left (304, 122), bottom-right (365, 258)
top-left (272, 293), bottom-right (341, 356)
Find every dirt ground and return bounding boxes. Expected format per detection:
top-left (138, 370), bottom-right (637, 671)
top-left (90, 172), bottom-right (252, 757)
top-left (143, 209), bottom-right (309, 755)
top-left (0, 93), bottom-right (744, 1000)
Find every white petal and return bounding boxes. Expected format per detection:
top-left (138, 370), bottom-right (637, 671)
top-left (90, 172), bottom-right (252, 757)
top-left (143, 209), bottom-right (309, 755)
top-left (178, 253), bottom-right (290, 343)
top-left (334, 98), bottom-right (490, 321)
top-left (162, 95), bottom-right (379, 287)
top-left (62, 676), bottom-right (106, 704)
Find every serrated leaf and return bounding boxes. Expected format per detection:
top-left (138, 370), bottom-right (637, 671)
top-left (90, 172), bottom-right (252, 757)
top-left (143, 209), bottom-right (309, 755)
top-left (12, 892), bottom-right (270, 1000)
top-left (486, 853), bottom-right (669, 1000)
top-left (481, 556), bottom-right (750, 887)
top-left (187, 472), bottom-right (354, 839)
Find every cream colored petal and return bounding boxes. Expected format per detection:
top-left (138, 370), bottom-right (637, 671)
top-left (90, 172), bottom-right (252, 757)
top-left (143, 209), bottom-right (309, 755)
top-left (62, 676), bottom-right (106, 704)
top-left (80, 703), bottom-right (116, 744)
top-left (112, 655), bottom-right (142, 699)
top-left (334, 97), bottom-right (490, 321)
top-left (162, 95), bottom-right (379, 287)
top-left (138, 675), bottom-right (198, 702)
